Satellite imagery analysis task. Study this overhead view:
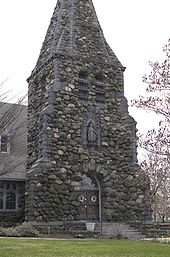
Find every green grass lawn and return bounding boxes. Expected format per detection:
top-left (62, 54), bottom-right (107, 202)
top-left (0, 238), bottom-right (170, 257)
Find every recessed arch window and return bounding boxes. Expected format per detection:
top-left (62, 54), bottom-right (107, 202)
top-left (6, 190), bottom-right (16, 210)
top-left (0, 182), bottom-right (18, 211)
top-left (80, 174), bottom-right (98, 190)
top-left (0, 191), bottom-right (4, 210)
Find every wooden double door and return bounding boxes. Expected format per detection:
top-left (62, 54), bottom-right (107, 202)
top-left (79, 190), bottom-right (99, 220)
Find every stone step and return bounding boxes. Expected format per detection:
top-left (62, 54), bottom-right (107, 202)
top-left (94, 222), bottom-right (144, 240)
top-left (68, 222), bottom-right (144, 240)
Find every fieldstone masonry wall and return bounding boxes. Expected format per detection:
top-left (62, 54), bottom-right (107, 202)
top-left (26, 0), bottom-right (151, 226)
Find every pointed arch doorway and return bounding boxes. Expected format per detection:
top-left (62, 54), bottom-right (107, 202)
top-left (78, 175), bottom-right (100, 221)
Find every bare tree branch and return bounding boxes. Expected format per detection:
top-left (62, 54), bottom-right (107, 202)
top-left (132, 39), bottom-right (170, 221)
top-left (0, 81), bottom-right (27, 177)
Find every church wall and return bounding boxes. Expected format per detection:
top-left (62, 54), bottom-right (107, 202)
top-left (26, 0), bottom-right (151, 227)
top-left (0, 103), bottom-right (27, 226)
top-left (26, 56), bottom-right (151, 223)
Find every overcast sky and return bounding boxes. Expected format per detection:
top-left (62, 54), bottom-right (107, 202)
top-left (0, 0), bottom-right (170, 132)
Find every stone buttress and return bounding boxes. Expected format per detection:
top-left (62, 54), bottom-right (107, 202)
top-left (26, 0), bottom-right (151, 227)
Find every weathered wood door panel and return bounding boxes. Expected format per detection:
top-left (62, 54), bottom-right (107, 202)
top-left (79, 190), bottom-right (99, 220)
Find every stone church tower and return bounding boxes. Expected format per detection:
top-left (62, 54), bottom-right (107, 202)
top-left (26, 0), bottom-right (151, 229)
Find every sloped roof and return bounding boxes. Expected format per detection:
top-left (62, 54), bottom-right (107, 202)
top-left (33, 0), bottom-right (122, 73)
top-left (0, 171), bottom-right (26, 181)
top-left (0, 102), bottom-right (27, 181)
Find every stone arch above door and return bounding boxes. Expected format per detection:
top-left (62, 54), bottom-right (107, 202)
top-left (78, 175), bottom-right (100, 221)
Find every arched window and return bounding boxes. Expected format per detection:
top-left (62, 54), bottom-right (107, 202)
top-left (6, 190), bottom-right (16, 210)
top-left (80, 175), bottom-right (98, 190)
top-left (0, 182), bottom-right (18, 211)
top-left (0, 191), bottom-right (4, 210)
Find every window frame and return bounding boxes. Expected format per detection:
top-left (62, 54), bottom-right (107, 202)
top-left (0, 190), bottom-right (4, 210)
top-left (0, 182), bottom-right (18, 212)
top-left (0, 135), bottom-right (10, 154)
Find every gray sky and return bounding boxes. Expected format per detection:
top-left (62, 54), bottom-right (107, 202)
top-left (0, 0), bottom-right (170, 132)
